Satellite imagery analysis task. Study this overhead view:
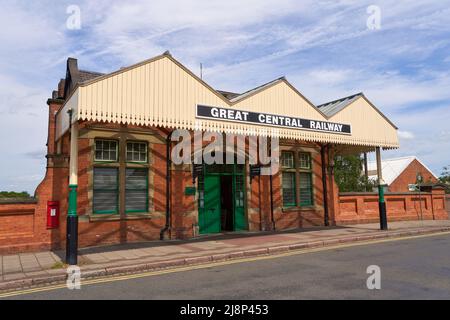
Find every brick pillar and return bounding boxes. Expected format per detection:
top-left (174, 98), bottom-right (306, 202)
top-left (431, 187), bottom-right (447, 220)
top-left (46, 97), bottom-right (64, 157)
top-left (30, 96), bottom-right (68, 251)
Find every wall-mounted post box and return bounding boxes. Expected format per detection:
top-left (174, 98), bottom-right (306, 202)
top-left (47, 201), bottom-right (60, 229)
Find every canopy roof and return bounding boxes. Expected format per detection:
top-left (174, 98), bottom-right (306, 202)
top-left (55, 52), bottom-right (399, 149)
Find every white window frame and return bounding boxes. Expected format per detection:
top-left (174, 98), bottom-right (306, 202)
top-left (94, 139), bottom-right (118, 162)
top-left (126, 141), bottom-right (148, 163)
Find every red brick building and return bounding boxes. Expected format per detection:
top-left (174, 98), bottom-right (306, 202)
top-left (1, 52), bottom-right (446, 256)
top-left (368, 156), bottom-right (438, 192)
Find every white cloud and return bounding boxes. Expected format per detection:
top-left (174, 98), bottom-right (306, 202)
top-left (397, 130), bottom-right (415, 140)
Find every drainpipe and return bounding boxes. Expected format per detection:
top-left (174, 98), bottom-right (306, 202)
top-left (321, 144), bottom-right (330, 226)
top-left (160, 131), bottom-right (173, 240)
top-left (269, 173), bottom-right (275, 230)
top-left (268, 138), bottom-right (276, 231)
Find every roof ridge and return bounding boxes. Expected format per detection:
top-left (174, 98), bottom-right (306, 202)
top-left (230, 76), bottom-right (285, 101)
top-left (78, 69), bottom-right (105, 75)
top-left (317, 92), bottom-right (363, 108)
top-left (367, 155), bottom-right (416, 163)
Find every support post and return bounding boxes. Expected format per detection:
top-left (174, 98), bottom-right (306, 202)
top-left (376, 147), bottom-right (388, 230)
top-left (66, 120), bottom-right (79, 265)
top-left (269, 172), bottom-right (275, 230)
top-left (321, 144), bottom-right (329, 226)
top-left (363, 152), bottom-right (369, 181)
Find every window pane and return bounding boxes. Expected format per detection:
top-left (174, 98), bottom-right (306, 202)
top-left (93, 168), bottom-right (118, 214)
top-left (126, 169), bottom-right (147, 189)
top-left (126, 142), bottom-right (147, 162)
top-left (282, 172), bottom-right (296, 206)
top-left (125, 168), bottom-right (148, 212)
top-left (281, 152), bottom-right (294, 168)
top-left (299, 153), bottom-right (311, 169)
top-left (198, 175), bottom-right (204, 209)
top-left (299, 172), bottom-right (313, 206)
top-left (95, 140), bottom-right (117, 161)
top-left (93, 168), bottom-right (118, 189)
top-left (125, 190), bottom-right (147, 212)
top-left (235, 175), bottom-right (244, 208)
top-left (93, 191), bottom-right (117, 213)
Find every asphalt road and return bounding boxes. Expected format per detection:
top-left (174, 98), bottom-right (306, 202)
top-left (3, 233), bottom-right (450, 300)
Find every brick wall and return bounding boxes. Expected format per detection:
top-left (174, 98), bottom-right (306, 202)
top-left (0, 113), bottom-right (336, 253)
top-left (336, 188), bottom-right (448, 224)
top-left (447, 195), bottom-right (450, 216)
top-left (389, 159), bottom-right (438, 192)
top-left (271, 150), bottom-right (327, 229)
top-left (0, 201), bottom-right (37, 254)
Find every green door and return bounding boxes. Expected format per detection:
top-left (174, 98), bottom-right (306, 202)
top-left (199, 175), bottom-right (221, 234)
top-left (233, 174), bottom-right (247, 231)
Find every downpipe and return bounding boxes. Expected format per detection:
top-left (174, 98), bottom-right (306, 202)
top-left (160, 131), bottom-right (173, 240)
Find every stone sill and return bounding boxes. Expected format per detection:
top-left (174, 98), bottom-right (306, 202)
top-left (282, 206), bottom-right (317, 213)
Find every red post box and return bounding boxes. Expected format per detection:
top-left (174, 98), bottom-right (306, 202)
top-left (47, 201), bottom-right (60, 229)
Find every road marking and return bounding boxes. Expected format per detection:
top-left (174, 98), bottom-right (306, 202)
top-left (1, 230), bottom-right (449, 298)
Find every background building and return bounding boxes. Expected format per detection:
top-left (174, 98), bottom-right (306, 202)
top-left (368, 156), bottom-right (438, 192)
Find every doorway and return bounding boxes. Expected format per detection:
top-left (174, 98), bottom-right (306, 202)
top-left (220, 175), bottom-right (233, 231)
top-left (198, 163), bottom-right (247, 234)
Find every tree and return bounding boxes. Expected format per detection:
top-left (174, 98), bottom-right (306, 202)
top-left (0, 191), bottom-right (32, 199)
top-left (439, 165), bottom-right (450, 193)
top-left (334, 154), bottom-right (376, 192)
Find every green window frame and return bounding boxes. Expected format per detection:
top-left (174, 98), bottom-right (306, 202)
top-left (281, 151), bottom-right (297, 207)
top-left (281, 151), bottom-right (295, 169)
top-left (94, 139), bottom-right (118, 162)
top-left (299, 172), bottom-right (313, 206)
top-left (282, 171), bottom-right (297, 207)
top-left (198, 175), bottom-right (205, 209)
top-left (126, 141), bottom-right (148, 163)
top-left (299, 152), bottom-right (311, 169)
top-left (125, 168), bottom-right (149, 213)
top-left (235, 175), bottom-right (245, 208)
top-left (93, 167), bottom-right (119, 214)
top-left (298, 152), bottom-right (313, 206)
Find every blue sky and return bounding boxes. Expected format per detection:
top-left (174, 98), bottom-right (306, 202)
top-left (1, 0), bottom-right (450, 193)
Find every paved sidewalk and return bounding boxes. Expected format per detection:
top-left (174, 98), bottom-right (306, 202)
top-left (1, 220), bottom-right (450, 291)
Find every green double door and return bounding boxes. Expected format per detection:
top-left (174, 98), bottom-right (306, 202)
top-left (198, 165), bottom-right (246, 234)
